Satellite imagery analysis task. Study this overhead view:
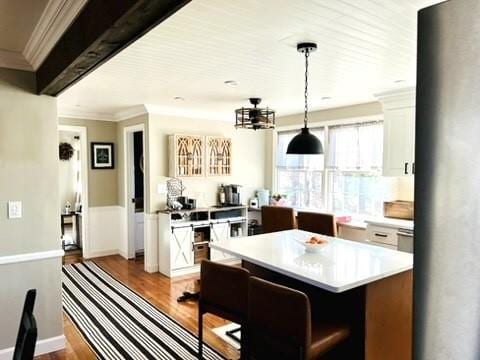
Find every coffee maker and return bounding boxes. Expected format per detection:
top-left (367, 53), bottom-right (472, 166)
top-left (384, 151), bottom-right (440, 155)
top-left (224, 185), bottom-right (242, 206)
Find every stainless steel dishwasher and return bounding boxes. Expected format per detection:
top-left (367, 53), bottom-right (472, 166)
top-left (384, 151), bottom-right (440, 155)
top-left (397, 229), bottom-right (413, 253)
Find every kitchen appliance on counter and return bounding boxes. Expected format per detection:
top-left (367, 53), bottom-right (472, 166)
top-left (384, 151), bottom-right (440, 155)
top-left (223, 184), bottom-right (242, 206)
top-left (256, 189), bottom-right (269, 207)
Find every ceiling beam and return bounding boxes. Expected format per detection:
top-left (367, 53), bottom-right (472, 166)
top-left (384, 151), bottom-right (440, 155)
top-left (36, 0), bottom-right (191, 96)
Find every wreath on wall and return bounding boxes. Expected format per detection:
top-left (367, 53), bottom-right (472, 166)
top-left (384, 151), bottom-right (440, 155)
top-left (59, 142), bottom-right (74, 161)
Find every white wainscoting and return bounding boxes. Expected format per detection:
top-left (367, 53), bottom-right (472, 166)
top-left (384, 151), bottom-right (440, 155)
top-left (118, 206), bottom-right (129, 259)
top-left (0, 335), bottom-right (65, 360)
top-left (85, 206), bottom-right (157, 271)
top-left (86, 206), bottom-right (125, 259)
top-left (144, 213), bottom-right (159, 273)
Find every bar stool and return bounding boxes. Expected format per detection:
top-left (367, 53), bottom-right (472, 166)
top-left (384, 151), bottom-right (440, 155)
top-left (261, 206), bottom-right (296, 233)
top-left (13, 289), bottom-right (37, 360)
top-left (247, 277), bottom-right (350, 359)
top-left (297, 211), bottom-right (337, 237)
top-left (198, 260), bottom-right (250, 359)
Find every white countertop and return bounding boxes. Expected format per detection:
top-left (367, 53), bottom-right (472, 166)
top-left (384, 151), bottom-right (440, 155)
top-left (210, 229), bottom-right (413, 293)
top-left (363, 217), bottom-right (414, 230)
top-left (250, 206), bottom-right (414, 231)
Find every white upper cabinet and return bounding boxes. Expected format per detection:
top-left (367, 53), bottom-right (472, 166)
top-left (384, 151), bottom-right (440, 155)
top-left (376, 88), bottom-right (416, 177)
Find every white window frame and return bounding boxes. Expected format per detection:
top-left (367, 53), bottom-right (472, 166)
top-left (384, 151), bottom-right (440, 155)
top-left (272, 115), bottom-right (384, 213)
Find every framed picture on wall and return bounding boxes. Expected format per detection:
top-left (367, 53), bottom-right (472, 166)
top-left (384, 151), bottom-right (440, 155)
top-left (91, 142), bottom-right (114, 169)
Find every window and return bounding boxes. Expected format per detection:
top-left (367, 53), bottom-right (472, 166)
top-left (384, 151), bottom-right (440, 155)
top-left (276, 129), bottom-right (325, 209)
top-left (276, 121), bottom-right (387, 216)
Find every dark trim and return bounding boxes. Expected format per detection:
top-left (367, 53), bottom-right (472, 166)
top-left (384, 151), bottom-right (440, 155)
top-left (36, 0), bottom-right (191, 96)
top-left (91, 142), bottom-right (114, 170)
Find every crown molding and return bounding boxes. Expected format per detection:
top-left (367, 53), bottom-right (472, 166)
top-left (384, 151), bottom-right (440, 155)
top-left (0, 49), bottom-right (32, 71)
top-left (114, 105), bottom-right (149, 121)
top-left (375, 86), bottom-right (416, 110)
top-left (57, 103), bottom-right (232, 122)
top-left (23, 0), bottom-right (87, 71)
top-left (144, 104), bottom-right (229, 122)
top-left (58, 105), bottom-right (117, 122)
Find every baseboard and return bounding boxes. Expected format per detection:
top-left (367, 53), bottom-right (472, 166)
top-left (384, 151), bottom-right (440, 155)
top-left (83, 249), bottom-right (119, 259)
top-left (118, 248), bottom-right (129, 260)
top-left (0, 335), bottom-right (65, 360)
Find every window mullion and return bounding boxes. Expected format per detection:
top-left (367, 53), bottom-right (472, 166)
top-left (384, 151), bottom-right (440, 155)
top-left (323, 125), bottom-right (330, 211)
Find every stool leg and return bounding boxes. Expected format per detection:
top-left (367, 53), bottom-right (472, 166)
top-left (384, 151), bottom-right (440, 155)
top-left (198, 308), bottom-right (203, 359)
top-left (240, 324), bottom-right (247, 360)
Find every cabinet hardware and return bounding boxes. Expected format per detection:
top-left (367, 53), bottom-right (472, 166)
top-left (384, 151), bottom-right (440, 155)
top-left (374, 233), bottom-right (388, 238)
top-left (404, 162), bottom-right (409, 175)
top-left (412, 162), bottom-right (415, 174)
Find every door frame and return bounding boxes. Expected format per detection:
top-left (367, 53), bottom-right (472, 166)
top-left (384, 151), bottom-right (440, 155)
top-left (58, 125), bottom-right (89, 257)
top-left (123, 124), bottom-right (146, 259)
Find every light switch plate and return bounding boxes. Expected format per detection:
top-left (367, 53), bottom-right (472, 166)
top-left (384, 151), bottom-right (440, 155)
top-left (8, 201), bottom-right (22, 219)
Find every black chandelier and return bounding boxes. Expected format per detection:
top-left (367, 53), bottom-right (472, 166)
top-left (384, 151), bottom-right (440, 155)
top-left (286, 42), bottom-right (324, 155)
top-left (235, 98), bottom-right (275, 130)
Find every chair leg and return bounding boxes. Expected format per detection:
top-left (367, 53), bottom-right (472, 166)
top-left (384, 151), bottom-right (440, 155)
top-left (240, 323), bottom-right (248, 360)
top-left (198, 309), bottom-right (203, 359)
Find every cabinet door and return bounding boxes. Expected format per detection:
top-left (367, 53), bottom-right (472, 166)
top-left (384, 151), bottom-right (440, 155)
top-left (383, 107), bottom-right (415, 176)
top-left (206, 137), bottom-right (232, 176)
top-left (170, 135), bottom-right (204, 177)
top-left (171, 227), bottom-right (194, 270)
top-left (210, 222), bottom-right (232, 261)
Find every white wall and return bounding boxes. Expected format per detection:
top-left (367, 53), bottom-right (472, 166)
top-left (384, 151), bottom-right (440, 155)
top-left (148, 114), bottom-right (268, 213)
top-left (0, 68), bottom-right (63, 353)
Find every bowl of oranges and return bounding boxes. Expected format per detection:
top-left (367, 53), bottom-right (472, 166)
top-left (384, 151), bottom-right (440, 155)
top-left (298, 236), bottom-right (329, 253)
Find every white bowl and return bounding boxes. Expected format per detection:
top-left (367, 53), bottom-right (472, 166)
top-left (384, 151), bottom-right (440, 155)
top-left (297, 239), bottom-right (329, 253)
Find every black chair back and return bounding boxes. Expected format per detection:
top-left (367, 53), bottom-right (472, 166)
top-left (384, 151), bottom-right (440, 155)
top-left (13, 289), bottom-right (37, 360)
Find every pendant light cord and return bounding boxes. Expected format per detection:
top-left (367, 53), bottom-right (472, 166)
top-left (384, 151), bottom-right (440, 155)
top-left (304, 49), bottom-right (310, 128)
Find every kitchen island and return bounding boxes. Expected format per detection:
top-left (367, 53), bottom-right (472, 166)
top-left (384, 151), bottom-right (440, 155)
top-left (210, 229), bottom-right (413, 359)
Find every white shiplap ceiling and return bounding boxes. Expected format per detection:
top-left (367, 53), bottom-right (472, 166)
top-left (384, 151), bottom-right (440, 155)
top-left (58, 0), bottom-right (444, 121)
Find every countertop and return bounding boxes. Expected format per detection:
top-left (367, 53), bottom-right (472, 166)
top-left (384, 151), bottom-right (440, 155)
top-left (363, 217), bottom-right (413, 230)
top-left (248, 206), bottom-right (414, 230)
top-left (210, 229), bottom-right (413, 293)
top-left (158, 205), bottom-right (247, 214)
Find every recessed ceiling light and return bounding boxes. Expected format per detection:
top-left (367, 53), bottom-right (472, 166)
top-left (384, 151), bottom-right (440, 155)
top-left (224, 80), bottom-right (238, 87)
top-left (174, 96), bottom-right (185, 101)
top-left (394, 80), bottom-right (406, 83)
top-left (321, 97), bottom-right (331, 100)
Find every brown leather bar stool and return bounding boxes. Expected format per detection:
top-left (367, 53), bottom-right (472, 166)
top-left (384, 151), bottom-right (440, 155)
top-left (199, 260), bottom-right (250, 359)
top-left (261, 206), bottom-right (296, 233)
top-left (297, 211), bottom-right (337, 237)
top-left (247, 277), bottom-right (350, 359)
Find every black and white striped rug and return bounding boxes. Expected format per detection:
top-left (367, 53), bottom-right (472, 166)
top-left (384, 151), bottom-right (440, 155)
top-left (62, 262), bottom-right (225, 360)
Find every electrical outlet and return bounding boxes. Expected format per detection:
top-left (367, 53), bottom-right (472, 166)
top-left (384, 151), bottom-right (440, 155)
top-left (157, 183), bottom-right (167, 194)
top-left (8, 201), bottom-right (22, 219)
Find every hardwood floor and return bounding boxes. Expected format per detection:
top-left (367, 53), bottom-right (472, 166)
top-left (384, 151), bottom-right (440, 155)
top-left (37, 255), bottom-right (239, 359)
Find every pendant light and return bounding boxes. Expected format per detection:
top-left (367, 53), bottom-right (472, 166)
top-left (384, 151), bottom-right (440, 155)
top-left (235, 98), bottom-right (275, 130)
top-left (286, 42), bottom-right (324, 155)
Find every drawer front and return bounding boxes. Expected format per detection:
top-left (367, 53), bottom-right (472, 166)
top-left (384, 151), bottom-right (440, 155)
top-left (366, 225), bottom-right (398, 246)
